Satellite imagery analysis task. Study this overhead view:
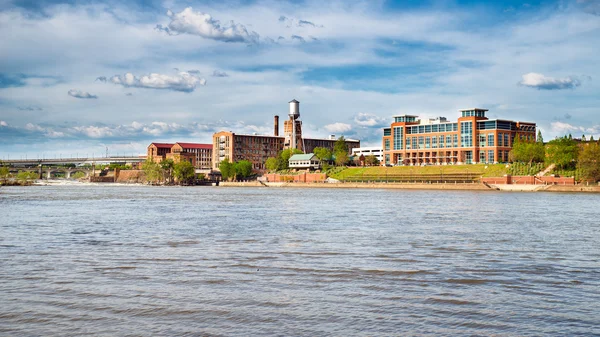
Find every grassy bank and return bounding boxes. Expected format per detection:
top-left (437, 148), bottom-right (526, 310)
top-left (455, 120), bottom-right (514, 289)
top-left (329, 164), bottom-right (511, 182)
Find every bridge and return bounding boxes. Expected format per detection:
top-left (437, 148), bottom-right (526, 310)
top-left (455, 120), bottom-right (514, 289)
top-left (0, 156), bottom-right (147, 168)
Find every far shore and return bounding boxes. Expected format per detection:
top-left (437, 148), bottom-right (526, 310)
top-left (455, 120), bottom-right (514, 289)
top-left (219, 181), bottom-right (600, 193)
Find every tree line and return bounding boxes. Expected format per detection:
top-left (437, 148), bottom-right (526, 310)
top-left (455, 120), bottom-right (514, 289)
top-left (510, 131), bottom-right (600, 182)
top-left (218, 159), bottom-right (253, 181)
top-left (142, 159), bottom-right (197, 185)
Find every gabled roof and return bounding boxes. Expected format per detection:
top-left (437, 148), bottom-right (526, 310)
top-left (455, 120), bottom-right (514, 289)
top-left (149, 143), bottom-right (175, 148)
top-left (289, 153), bottom-right (318, 161)
top-left (176, 142), bottom-right (212, 150)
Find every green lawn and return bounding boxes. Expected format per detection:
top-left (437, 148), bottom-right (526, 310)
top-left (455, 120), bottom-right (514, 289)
top-left (329, 164), bottom-right (511, 181)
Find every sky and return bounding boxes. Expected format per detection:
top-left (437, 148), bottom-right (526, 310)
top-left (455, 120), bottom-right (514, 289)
top-left (0, 0), bottom-right (599, 159)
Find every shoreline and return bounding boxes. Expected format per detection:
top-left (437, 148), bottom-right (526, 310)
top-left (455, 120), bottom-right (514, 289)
top-left (219, 181), bottom-right (600, 193)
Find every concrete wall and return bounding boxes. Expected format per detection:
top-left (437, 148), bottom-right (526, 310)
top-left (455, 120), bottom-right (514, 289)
top-left (263, 172), bottom-right (327, 183)
top-left (481, 175), bottom-right (575, 185)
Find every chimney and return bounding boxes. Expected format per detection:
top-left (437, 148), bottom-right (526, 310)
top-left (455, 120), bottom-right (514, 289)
top-left (274, 115), bottom-right (279, 136)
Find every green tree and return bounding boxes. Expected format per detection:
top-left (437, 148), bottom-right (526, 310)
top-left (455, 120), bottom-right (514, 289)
top-left (142, 160), bottom-right (161, 184)
top-left (278, 148), bottom-right (303, 170)
top-left (265, 157), bottom-right (279, 172)
top-left (335, 151), bottom-right (349, 166)
top-left (578, 142), bottom-right (600, 182)
top-left (71, 171), bottom-right (86, 180)
top-left (313, 147), bottom-right (332, 161)
top-left (0, 166), bottom-right (9, 184)
top-left (173, 160), bottom-right (195, 185)
top-left (219, 159), bottom-right (235, 181)
top-left (160, 159), bottom-right (175, 184)
top-left (537, 130), bottom-right (544, 143)
top-left (16, 171), bottom-right (37, 185)
top-left (545, 136), bottom-right (579, 169)
top-left (510, 136), bottom-right (545, 164)
top-left (234, 160), bottom-right (253, 179)
top-left (365, 155), bottom-right (380, 166)
top-left (333, 136), bottom-right (348, 155)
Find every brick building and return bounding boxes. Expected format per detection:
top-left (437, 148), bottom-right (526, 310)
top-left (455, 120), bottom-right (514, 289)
top-left (212, 100), bottom-right (360, 171)
top-left (382, 108), bottom-right (536, 165)
top-left (147, 142), bottom-right (212, 169)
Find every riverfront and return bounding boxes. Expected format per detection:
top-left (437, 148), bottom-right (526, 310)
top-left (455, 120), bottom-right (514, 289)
top-left (1, 185), bottom-right (599, 336)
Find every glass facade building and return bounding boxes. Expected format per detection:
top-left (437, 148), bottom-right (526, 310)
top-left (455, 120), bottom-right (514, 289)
top-left (382, 108), bottom-right (536, 165)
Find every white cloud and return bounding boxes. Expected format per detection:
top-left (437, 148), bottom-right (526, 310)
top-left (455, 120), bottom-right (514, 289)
top-left (551, 121), bottom-right (600, 136)
top-left (0, 120), bottom-right (8, 127)
top-left (518, 73), bottom-right (583, 90)
top-left (324, 122), bottom-right (352, 133)
top-left (68, 89), bottom-right (98, 99)
top-left (354, 112), bottom-right (387, 127)
top-left (157, 7), bottom-right (259, 44)
top-left (109, 71), bottom-right (206, 92)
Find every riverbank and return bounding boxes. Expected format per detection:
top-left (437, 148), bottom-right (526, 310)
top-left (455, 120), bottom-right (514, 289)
top-left (219, 181), bottom-right (600, 192)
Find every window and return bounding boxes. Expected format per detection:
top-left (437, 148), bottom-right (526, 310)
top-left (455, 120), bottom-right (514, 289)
top-left (425, 136), bottom-right (430, 149)
top-left (393, 127), bottom-right (403, 150)
top-left (479, 151), bottom-right (486, 163)
top-left (460, 122), bottom-right (473, 147)
top-left (488, 150), bottom-right (494, 163)
top-left (406, 138), bottom-right (411, 150)
top-left (385, 154), bottom-right (390, 164)
top-left (384, 139), bottom-right (390, 151)
top-left (504, 134), bottom-right (510, 147)
top-left (453, 134), bottom-right (458, 147)
top-left (418, 137), bottom-right (424, 149)
top-left (488, 134), bottom-right (494, 147)
top-left (446, 135), bottom-right (452, 148)
top-left (465, 151), bottom-right (473, 164)
top-left (439, 136), bottom-right (445, 148)
top-left (432, 136), bottom-right (437, 149)
top-left (479, 134), bottom-right (486, 147)
top-left (497, 133), bottom-right (503, 147)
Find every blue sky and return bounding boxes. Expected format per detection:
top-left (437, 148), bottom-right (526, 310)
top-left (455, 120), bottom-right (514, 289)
top-left (1, 0), bottom-right (599, 159)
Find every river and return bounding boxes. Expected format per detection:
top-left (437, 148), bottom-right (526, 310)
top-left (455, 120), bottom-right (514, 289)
top-left (1, 185), bottom-right (599, 336)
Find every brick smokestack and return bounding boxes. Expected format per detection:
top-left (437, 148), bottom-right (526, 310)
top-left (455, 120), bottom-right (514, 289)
top-left (274, 115), bottom-right (279, 136)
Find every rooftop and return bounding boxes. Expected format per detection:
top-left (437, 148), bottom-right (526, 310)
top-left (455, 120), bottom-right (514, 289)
top-left (149, 143), bottom-right (175, 148)
top-left (176, 142), bottom-right (212, 149)
top-left (290, 153), bottom-right (317, 161)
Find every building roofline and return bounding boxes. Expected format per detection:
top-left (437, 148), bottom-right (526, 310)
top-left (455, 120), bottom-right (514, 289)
top-left (459, 108), bottom-right (489, 111)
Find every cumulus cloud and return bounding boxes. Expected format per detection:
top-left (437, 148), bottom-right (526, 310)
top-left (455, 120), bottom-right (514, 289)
top-left (278, 15), bottom-right (322, 28)
top-left (212, 70), bottom-right (229, 77)
top-left (0, 120), bottom-right (8, 127)
top-left (157, 7), bottom-right (259, 44)
top-left (551, 121), bottom-right (600, 137)
top-left (68, 89), bottom-right (98, 99)
top-left (324, 122), bottom-right (352, 133)
top-left (518, 73), bottom-right (583, 90)
top-left (354, 113), bottom-right (388, 127)
top-left (108, 71), bottom-right (206, 92)
top-left (291, 35), bottom-right (305, 43)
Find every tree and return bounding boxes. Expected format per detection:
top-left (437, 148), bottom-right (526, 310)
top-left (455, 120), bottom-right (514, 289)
top-left (313, 147), bottom-right (332, 161)
top-left (582, 134), bottom-right (587, 141)
top-left (0, 166), bottom-right (9, 184)
top-left (537, 130), bottom-right (544, 143)
top-left (142, 160), bottom-right (161, 184)
top-left (545, 136), bottom-right (579, 169)
top-left (219, 159), bottom-right (235, 181)
top-left (334, 136), bottom-right (348, 155)
top-left (16, 171), bottom-right (37, 185)
top-left (234, 160), bottom-right (253, 179)
top-left (160, 159), bottom-right (175, 184)
top-left (173, 161), bottom-right (195, 185)
top-left (278, 148), bottom-right (303, 170)
top-left (71, 171), bottom-right (86, 180)
top-left (578, 142), bottom-right (600, 182)
top-left (335, 151), bottom-right (349, 166)
top-left (265, 157), bottom-right (279, 172)
top-left (365, 155), bottom-right (380, 166)
top-left (510, 136), bottom-right (545, 164)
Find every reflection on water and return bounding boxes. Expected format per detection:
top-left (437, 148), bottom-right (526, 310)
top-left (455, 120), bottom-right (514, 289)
top-left (1, 186), bottom-right (599, 335)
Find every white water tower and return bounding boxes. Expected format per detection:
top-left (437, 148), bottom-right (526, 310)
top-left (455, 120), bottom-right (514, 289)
top-left (289, 99), bottom-right (300, 120)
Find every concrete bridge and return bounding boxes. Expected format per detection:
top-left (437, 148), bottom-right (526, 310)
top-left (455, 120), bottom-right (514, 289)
top-left (7, 166), bottom-right (96, 180)
top-left (1, 156), bottom-right (146, 168)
